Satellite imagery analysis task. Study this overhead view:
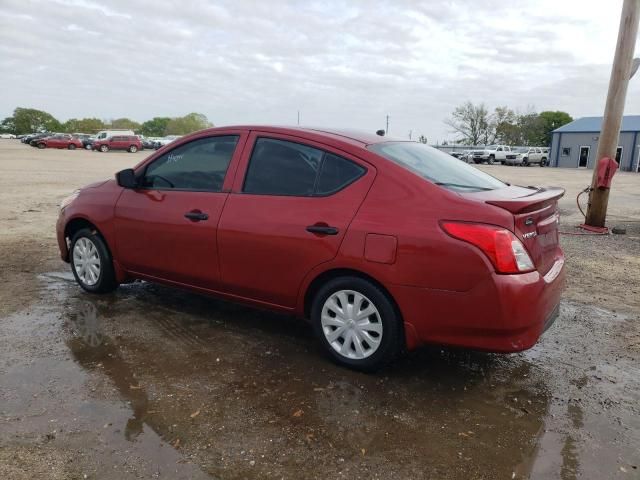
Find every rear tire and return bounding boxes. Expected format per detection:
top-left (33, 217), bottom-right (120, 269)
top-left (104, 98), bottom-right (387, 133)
top-left (540, 158), bottom-right (547, 167)
top-left (70, 228), bottom-right (118, 294)
top-left (311, 276), bottom-right (402, 371)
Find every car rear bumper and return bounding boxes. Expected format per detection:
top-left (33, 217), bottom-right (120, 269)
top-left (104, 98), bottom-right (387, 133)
top-left (390, 255), bottom-right (566, 352)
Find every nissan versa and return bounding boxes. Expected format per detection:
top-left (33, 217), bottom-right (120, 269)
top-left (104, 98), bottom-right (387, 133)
top-left (57, 126), bottom-right (565, 370)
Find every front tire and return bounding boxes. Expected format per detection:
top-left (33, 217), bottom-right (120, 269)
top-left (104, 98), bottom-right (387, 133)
top-left (68, 144), bottom-right (76, 150)
top-left (128, 145), bottom-right (138, 153)
top-left (70, 228), bottom-right (118, 293)
top-left (37, 143), bottom-right (46, 149)
top-left (311, 276), bottom-right (402, 371)
top-left (100, 145), bottom-right (109, 152)
top-left (488, 155), bottom-right (495, 164)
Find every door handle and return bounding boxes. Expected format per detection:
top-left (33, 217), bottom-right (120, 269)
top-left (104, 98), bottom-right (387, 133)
top-left (184, 211), bottom-right (209, 221)
top-left (306, 225), bottom-right (339, 235)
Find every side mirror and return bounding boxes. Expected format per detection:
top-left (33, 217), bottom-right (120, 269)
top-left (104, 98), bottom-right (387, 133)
top-left (116, 168), bottom-right (137, 188)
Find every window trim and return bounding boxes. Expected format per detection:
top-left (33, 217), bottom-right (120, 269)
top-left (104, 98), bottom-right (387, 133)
top-left (137, 134), bottom-right (240, 193)
top-left (241, 136), bottom-right (367, 198)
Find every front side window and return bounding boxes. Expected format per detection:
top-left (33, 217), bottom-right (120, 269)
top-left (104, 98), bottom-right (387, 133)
top-left (368, 141), bottom-right (506, 192)
top-left (141, 135), bottom-right (239, 192)
top-left (243, 138), bottom-right (365, 196)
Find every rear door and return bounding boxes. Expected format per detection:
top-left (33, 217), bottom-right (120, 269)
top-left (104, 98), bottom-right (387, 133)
top-left (217, 132), bottom-right (375, 307)
top-left (114, 131), bottom-right (247, 289)
top-left (49, 135), bottom-right (63, 148)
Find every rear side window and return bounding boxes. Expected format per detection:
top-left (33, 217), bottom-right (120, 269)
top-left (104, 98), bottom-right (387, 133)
top-left (141, 135), bottom-right (239, 192)
top-left (316, 153), bottom-right (365, 194)
top-left (243, 138), bottom-right (364, 196)
top-left (368, 142), bottom-right (506, 192)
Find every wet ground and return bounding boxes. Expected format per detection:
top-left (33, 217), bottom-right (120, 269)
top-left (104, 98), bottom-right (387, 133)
top-left (1, 141), bottom-right (640, 478)
top-left (1, 270), bottom-right (638, 479)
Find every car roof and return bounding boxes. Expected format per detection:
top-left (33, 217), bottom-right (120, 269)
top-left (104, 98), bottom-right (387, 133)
top-left (209, 125), bottom-right (406, 147)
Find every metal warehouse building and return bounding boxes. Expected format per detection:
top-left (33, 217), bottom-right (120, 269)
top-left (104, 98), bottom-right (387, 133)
top-left (550, 115), bottom-right (640, 172)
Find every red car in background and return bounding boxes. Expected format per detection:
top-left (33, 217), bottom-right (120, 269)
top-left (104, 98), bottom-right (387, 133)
top-left (36, 134), bottom-right (83, 150)
top-left (92, 135), bottom-right (142, 153)
top-left (56, 126), bottom-right (565, 371)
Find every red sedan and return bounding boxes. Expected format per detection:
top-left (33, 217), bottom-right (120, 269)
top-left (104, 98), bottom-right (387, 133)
top-left (37, 134), bottom-right (83, 150)
top-left (56, 126), bottom-right (565, 370)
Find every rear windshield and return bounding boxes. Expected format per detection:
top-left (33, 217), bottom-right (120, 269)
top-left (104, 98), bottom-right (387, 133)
top-left (368, 142), bottom-right (506, 192)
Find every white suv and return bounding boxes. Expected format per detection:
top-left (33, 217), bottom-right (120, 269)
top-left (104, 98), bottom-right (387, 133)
top-left (516, 147), bottom-right (548, 166)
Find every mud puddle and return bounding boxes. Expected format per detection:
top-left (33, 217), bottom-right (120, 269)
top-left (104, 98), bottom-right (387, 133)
top-left (1, 272), bottom-right (638, 479)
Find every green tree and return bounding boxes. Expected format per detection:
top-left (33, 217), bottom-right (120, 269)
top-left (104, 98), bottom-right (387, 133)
top-left (492, 106), bottom-right (518, 144)
top-left (63, 117), bottom-right (105, 133)
top-left (12, 107), bottom-right (62, 134)
top-left (165, 113), bottom-right (213, 135)
top-left (518, 112), bottom-right (545, 146)
top-left (0, 117), bottom-right (15, 134)
top-left (538, 111), bottom-right (573, 145)
top-left (110, 118), bottom-right (141, 131)
top-left (140, 117), bottom-right (171, 137)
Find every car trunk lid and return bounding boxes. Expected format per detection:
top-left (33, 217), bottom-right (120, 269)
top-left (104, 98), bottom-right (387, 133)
top-left (466, 186), bottom-right (564, 275)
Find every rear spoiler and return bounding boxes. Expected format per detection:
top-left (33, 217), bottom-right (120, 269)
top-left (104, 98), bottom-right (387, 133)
top-left (486, 187), bottom-right (565, 214)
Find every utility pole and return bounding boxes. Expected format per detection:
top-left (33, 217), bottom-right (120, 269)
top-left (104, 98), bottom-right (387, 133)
top-left (386, 115), bottom-right (389, 135)
top-left (585, 0), bottom-right (640, 227)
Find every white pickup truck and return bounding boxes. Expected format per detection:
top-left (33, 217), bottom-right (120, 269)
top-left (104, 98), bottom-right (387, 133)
top-left (469, 145), bottom-right (517, 164)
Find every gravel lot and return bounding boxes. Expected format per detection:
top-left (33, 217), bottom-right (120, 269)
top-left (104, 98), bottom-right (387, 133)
top-left (0, 140), bottom-right (639, 479)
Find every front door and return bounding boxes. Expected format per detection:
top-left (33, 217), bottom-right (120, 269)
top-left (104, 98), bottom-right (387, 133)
top-left (114, 133), bottom-right (245, 289)
top-left (217, 133), bottom-right (375, 308)
top-left (579, 146), bottom-right (589, 167)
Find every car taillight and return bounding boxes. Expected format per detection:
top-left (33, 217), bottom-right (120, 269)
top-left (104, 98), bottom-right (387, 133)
top-left (441, 222), bottom-right (535, 274)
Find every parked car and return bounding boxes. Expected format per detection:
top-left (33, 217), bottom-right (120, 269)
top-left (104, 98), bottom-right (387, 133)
top-left (141, 138), bottom-right (157, 150)
top-left (516, 147), bottom-right (548, 166)
top-left (0, 133), bottom-right (16, 139)
top-left (34, 134), bottom-right (83, 150)
top-left (57, 126), bottom-right (565, 371)
top-left (23, 132), bottom-right (49, 145)
top-left (93, 129), bottom-right (135, 141)
top-left (470, 145), bottom-right (517, 164)
top-left (154, 135), bottom-right (182, 149)
top-left (505, 148), bottom-right (527, 166)
top-left (92, 135), bottom-right (142, 153)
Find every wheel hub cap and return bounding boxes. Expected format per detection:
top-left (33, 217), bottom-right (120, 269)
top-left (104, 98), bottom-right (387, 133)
top-left (73, 237), bottom-right (101, 286)
top-left (321, 290), bottom-right (383, 360)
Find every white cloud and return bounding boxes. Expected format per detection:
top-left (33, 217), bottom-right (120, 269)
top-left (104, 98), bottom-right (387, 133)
top-left (0, 0), bottom-right (637, 141)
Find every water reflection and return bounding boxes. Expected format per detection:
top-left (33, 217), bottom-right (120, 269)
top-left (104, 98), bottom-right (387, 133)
top-left (61, 281), bottom-right (552, 479)
top-left (67, 299), bottom-right (150, 442)
top-left (560, 402), bottom-right (584, 480)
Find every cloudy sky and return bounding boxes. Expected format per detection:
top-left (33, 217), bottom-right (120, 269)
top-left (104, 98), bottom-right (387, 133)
top-left (1, 0), bottom-right (639, 140)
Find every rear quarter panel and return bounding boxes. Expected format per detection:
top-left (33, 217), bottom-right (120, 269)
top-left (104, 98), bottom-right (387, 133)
top-left (297, 157), bottom-right (517, 309)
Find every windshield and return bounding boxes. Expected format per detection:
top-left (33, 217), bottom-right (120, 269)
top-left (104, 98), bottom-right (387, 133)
top-left (368, 142), bottom-right (507, 192)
